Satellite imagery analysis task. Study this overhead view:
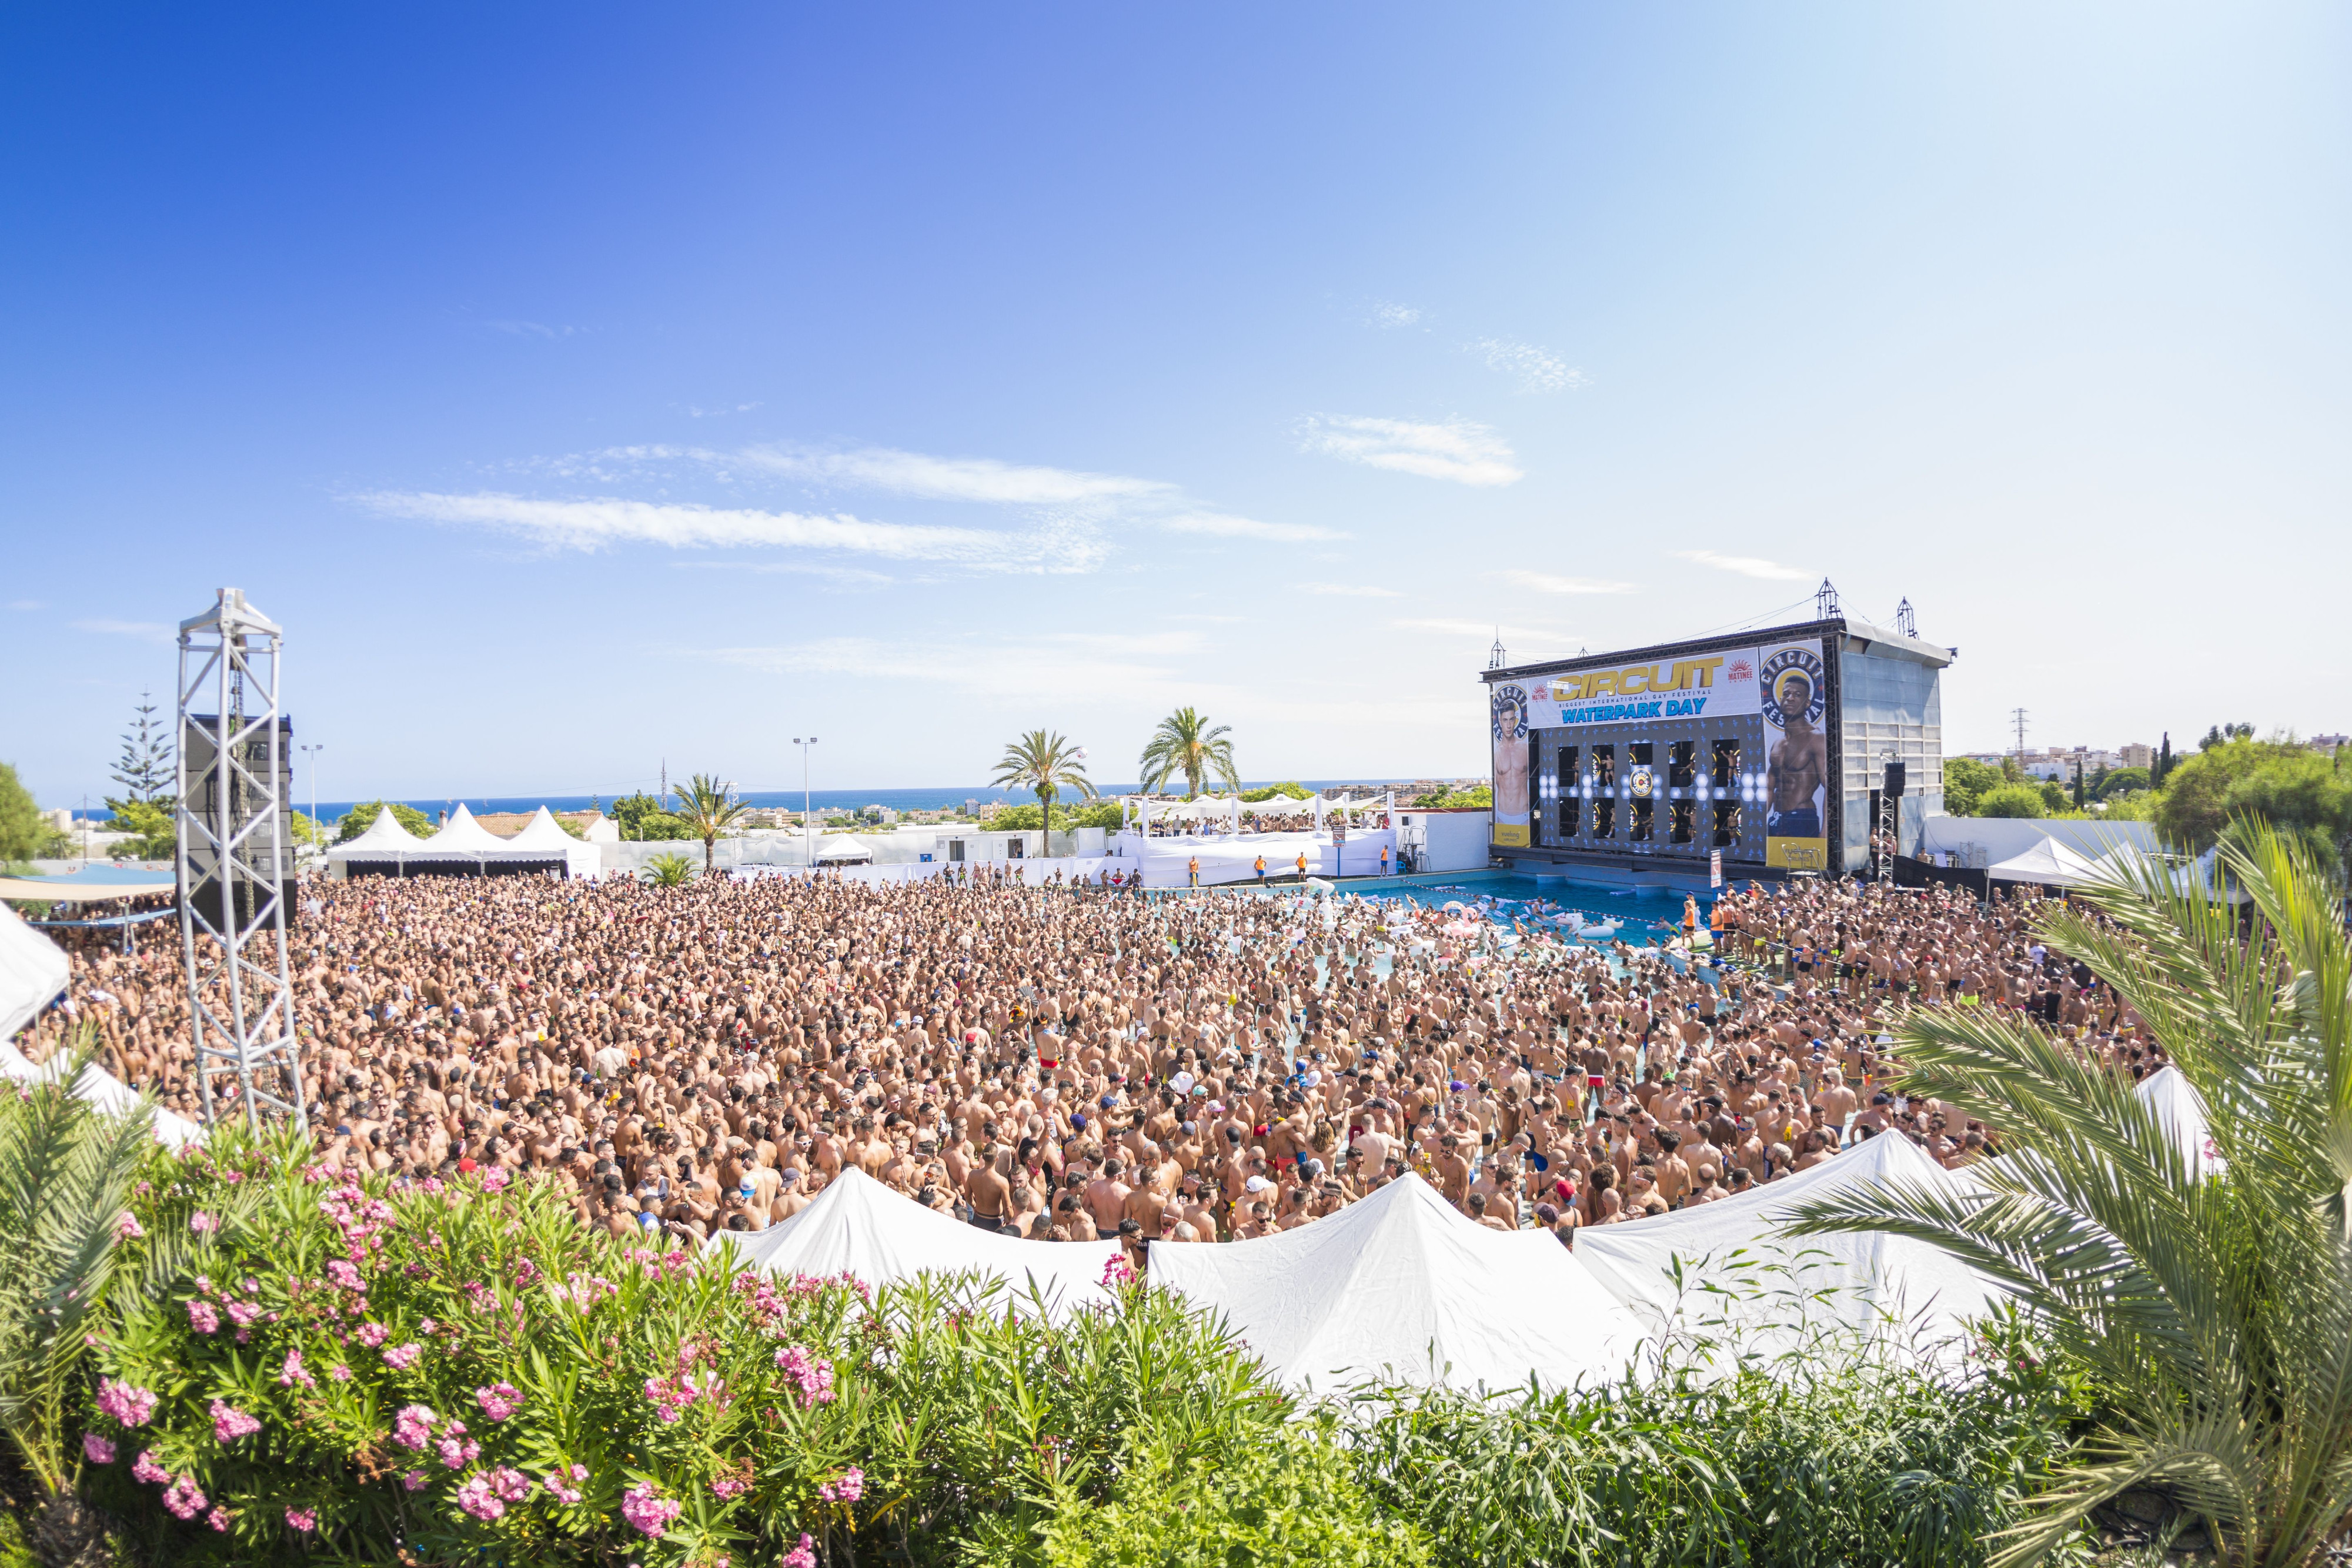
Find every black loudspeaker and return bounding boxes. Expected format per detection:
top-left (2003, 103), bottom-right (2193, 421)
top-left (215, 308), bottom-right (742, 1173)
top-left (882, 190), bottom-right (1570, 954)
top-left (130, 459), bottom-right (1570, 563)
top-left (182, 716), bottom-right (299, 928)
top-left (1883, 761), bottom-right (1906, 798)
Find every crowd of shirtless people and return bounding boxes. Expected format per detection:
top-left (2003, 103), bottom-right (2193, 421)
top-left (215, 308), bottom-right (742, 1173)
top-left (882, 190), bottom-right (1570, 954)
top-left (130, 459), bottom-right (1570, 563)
top-left (19, 861), bottom-right (2164, 1254)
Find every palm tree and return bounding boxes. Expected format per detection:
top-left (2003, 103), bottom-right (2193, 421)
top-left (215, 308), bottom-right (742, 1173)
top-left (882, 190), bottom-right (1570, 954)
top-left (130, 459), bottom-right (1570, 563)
top-left (642, 851), bottom-right (697, 888)
top-left (1788, 821), bottom-right (2352, 1568)
top-left (674, 773), bottom-right (749, 876)
top-left (991, 731), bottom-right (1095, 851)
top-left (1137, 708), bottom-right (1239, 799)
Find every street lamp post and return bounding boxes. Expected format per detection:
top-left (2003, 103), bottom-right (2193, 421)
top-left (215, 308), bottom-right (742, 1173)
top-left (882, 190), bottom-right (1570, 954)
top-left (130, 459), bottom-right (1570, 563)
top-left (299, 744), bottom-right (325, 863)
top-left (792, 738), bottom-right (817, 870)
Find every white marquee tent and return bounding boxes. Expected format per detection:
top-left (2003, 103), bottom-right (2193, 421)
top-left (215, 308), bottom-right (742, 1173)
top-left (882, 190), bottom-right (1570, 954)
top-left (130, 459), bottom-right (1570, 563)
top-left (332, 803), bottom-right (590, 877)
top-left (0, 900), bottom-right (71, 1044)
top-left (1573, 1129), bottom-right (2003, 1362)
top-left (1147, 1172), bottom-right (1646, 1393)
top-left (325, 803), bottom-right (428, 864)
top-left (2135, 1064), bottom-right (2223, 1177)
top-left (704, 1168), bottom-right (1124, 1316)
top-left (1986, 835), bottom-right (2106, 888)
top-left (503, 807), bottom-right (602, 878)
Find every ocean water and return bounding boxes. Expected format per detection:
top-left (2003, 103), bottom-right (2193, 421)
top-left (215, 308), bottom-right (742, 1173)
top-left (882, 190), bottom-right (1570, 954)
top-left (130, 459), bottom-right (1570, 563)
top-left (277, 779), bottom-right (1416, 823)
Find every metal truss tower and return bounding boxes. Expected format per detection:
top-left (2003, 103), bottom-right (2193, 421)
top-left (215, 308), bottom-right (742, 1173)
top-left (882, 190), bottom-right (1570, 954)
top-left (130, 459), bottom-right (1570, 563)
top-left (176, 587), bottom-right (308, 1131)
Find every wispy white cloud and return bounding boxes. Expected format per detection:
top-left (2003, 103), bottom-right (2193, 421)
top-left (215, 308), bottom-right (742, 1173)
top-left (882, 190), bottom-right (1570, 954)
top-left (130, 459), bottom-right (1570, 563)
top-left (684, 402), bottom-right (763, 419)
top-left (672, 560), bottom-right (893, 587)
top-left (74, 618), bottom-right (174, 644)
top-left (1391, 617), bottom-right (1568, 643)
top-left (1298, 414), bottom-right (1522, 487)
top-left (1501, 570), bottom-right (1633, 595)
top-left (1299, 583), bottom-right (1402, 598)
top-left (352, 491), bottom-right (1108, 573)
top-left (741, 445), bottom-right (1173, 509)
top-left (1471, 338), bottom-right (1586, 394)
top-left (1162, 511), bottom-right (1344, 543)
top-left (1369, 300), bottom-right (1422, 329)
top-left (6, 599), bottom-right (43, 611)
top-left (487, 320), bottom-right (577, 340)
top-left (1673, 549), bottom-right (1813, 582)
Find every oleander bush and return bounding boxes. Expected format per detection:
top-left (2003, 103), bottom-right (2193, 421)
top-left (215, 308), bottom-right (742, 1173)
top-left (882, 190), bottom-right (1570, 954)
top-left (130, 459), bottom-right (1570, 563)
top-left (33, 1126), bottom-right (2094, 1568)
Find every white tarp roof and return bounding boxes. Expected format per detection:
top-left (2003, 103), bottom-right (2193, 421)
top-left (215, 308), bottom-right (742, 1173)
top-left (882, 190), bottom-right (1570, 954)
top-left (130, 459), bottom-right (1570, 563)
top-left (1986, 835), bottom-right (2106, 887)
top-left (504, 807), bottom-right (577, 850)
top-left (1148, 1172), bottom-right (1646, 1393)
top-left (813, 836), bottom-right (870, 861)
top-left (0, 1043), bottom-right (206, 1150)
top-left (0, 902), bottom-right (70, 1043)
top-left (326, 804), bottom-right (427, 857)
top-left (417, 803), bottom-right (513, 855)
top-left (2135, 1064), bottom-right (2223, 1177)
top-left (1574, 1130), bottom-right (2003, 1363)
top-left (704, 1168), bottom-right (1123, 1315)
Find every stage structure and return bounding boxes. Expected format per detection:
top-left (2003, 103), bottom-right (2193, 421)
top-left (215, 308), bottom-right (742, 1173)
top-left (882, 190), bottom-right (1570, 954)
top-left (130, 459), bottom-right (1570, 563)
top-left (175, 587), bottom-right (309, 1131)
top-left (1482, 591), bottom-right (1952, 881)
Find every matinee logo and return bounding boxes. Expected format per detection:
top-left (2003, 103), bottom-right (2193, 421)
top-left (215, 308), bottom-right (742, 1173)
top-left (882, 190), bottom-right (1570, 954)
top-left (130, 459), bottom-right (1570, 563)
top-left (1491, 683), bottom-right (1529, 741)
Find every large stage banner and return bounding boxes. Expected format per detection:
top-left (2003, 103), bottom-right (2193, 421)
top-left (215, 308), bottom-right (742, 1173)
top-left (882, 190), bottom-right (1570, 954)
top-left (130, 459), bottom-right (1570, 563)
top-left (1758, 638), bottom-right (1829, 870)
top-left (1491, 683), bottom-right (1531, 847)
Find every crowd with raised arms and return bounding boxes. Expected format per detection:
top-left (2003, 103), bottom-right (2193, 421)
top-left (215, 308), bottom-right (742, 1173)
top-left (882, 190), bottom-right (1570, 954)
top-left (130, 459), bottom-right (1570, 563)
top-left (18, 863), bottom-right (2161, 1253)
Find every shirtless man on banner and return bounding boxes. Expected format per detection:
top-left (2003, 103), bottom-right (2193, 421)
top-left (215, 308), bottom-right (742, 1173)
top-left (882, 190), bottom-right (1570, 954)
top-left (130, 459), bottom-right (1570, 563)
top-left (1766, 669), bottom-right (1826, 841)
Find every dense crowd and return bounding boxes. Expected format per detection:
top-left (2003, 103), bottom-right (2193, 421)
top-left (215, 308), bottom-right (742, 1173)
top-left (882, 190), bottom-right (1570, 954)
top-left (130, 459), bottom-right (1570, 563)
top-left (20, 865), bottom-right (2162, 1253)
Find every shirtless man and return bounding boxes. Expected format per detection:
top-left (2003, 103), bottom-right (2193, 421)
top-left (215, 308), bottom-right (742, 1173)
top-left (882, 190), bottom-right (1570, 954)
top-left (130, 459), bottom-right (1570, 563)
top-left (1765, 667), bottom-right (1827, 848)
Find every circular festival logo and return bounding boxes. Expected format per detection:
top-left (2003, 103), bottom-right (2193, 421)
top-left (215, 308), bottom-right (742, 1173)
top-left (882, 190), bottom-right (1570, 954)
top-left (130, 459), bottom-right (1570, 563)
top-left (1759, 647), bottom-right (1826, 731)
top-left (1491, 683), bottom-right (1529, 742)
top-left (1630, 768), bottom-right (1655, 800)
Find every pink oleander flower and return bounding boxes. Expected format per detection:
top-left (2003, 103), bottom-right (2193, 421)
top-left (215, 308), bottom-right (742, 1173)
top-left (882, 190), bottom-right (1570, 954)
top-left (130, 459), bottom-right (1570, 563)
top-left (116, 1212), bottom-right (143, 1240)
top-left (472, 1382), bottom-right (522, 1422)
top-left (162, 1475), bottom-right (207, 1520)
top-left (711, 1475), bottom-right (749, 1499)
top-left (437, 1425), bottom-right (480, 1469)
top-left (383, 1342), bottom-right (423, 1370)
top-left (353, 1321), bottom-right (389, 1347)
top-left (454, 1473), bottom-right (505, 1520)
top-left (96, 1379), bottom-right (158, 1427)
top-left (1101, 1253), bottom-right (1137, 1287)
top-left (226, 1300), bottom-right (263, 1328)
top-left (189, 1212), bottom-right (217, 1235)
top-left (480, 1165), bottom-right (509, 1193)
top-left (392, 1404), bottom-right (435, 1450)
top-left (402, 1469), bottom-right (427, 1492)
top-left (186, 1298), bottom-right (220, 1334)
top-left (131, 1450), bottom-right (171, 1485)
top-left (818, 1466), bottom-right (865, 1503)
top-left (206, 1506), bottom-right (230, 1532)
top-left (211, 1399), bottom-right (262, 1443)
top-left (487, 1465), bottom-right (534, 1503)
top-left (620, 1480), bottom-right (683, 1539)
top-left (82, 1433), bottom-right (115, 1464)
top-left (783, 1532), bottom-right (817, 1568)
top-left (542, 1463), bottom-right (587, 1506)
top-left (326, 1259), bottom-right (365, 1291)
top-left (329, 1363), bottom-right (353, 1383)
top-left (773, 1346), bottom-right (835, 1407)
top-left (419, 1317), bottom-right (437, 1335)
top-left (285, 1506), bottom-right (318, 1533)
top-left (278, 1349), bottom-right (316, 1389)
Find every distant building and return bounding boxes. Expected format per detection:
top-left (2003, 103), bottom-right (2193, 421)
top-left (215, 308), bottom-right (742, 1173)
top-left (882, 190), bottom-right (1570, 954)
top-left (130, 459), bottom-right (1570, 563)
top-left (2312, 733), bottom-right (2347, 754)
top-left (2119, 743), bottom-right (2153, 770)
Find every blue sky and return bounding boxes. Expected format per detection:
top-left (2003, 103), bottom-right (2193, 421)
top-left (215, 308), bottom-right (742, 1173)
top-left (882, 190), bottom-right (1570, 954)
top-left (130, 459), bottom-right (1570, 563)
top-left (5, 4), bottom-right (2346, 808)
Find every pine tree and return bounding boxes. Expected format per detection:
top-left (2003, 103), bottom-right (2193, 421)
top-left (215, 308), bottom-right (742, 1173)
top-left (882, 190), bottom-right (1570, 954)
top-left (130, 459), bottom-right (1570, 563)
top-left (108, 691), bottom-right (173, 804)
top-left (2155, 731), bottom-right (2173, 786)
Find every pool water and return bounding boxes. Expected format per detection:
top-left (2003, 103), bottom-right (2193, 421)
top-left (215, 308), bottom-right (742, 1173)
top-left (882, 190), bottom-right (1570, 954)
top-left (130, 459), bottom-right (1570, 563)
top-left (1352, 871), bottom-right (1712, 940)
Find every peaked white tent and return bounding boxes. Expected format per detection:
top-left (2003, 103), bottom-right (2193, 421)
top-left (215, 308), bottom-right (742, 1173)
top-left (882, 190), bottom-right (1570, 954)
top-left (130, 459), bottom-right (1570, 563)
top-left (504, 807), bottom-right (601, 878)
top-left (417, 803), bottom-right (513, 856)
top-left (325, 804), bottom-right (427, 865)
top-left (0, 901), bottom-right (71, 1044)
top-left (1147, 1173), bottom-right (1646, 1393)
top-left (1575, 1131), bottom-right (2002, 1363)
top-left (1986, 835), bottom-right (2105, 888)
top-left (0, 1041), bottom-right (205, 1149)
top-left (2135, 1064), bottom-right (2223, 1177)
top-left (813, 836), bottom-right (872, 864)
top-left (704, 1168), bottom-right (1124, 1315)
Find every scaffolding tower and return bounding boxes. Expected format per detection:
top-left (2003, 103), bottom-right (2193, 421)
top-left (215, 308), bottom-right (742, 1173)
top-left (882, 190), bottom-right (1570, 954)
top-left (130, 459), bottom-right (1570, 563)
top-left (175, 587), bottom-right (308, 1131)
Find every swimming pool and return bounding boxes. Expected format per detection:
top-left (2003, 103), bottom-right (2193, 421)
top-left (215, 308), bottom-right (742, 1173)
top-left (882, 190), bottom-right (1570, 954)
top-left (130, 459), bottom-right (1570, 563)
top-left (1351, 871), bottom-right (1712, 940)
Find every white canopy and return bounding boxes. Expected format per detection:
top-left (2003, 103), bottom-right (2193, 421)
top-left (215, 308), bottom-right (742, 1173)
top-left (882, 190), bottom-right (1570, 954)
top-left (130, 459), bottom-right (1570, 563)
top-left (417, 803), bottom-right (512, 855)
top-left (1986, 835), bottom-right (2106, 887)
top-left (504, 807), bottom-right (601, 876)
top-left (0, 1041), bottom-right (206, 1149)
top-left (814, 836), bottom-right (871, 862)
top-left (2135, 1064), bottom-right (2223, 1177)
top-left (1574, 1130), bottom-right (2003, 1365)
top-left (326, 804), bottom-right (427, 858)
top-left (704, 1168), bottom-right (1124, 1315)
top-left (1148, 1172), bottom-right (1646, 1393)
top-left (0, 901), bottom-right (70, 1044)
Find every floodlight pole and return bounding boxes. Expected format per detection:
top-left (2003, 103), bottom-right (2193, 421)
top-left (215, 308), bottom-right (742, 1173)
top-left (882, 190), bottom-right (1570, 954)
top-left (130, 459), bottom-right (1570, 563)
top-left (794, 737), bottom-right (817, 870)
top-left (176, 587), bottom-right (308, 1133)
